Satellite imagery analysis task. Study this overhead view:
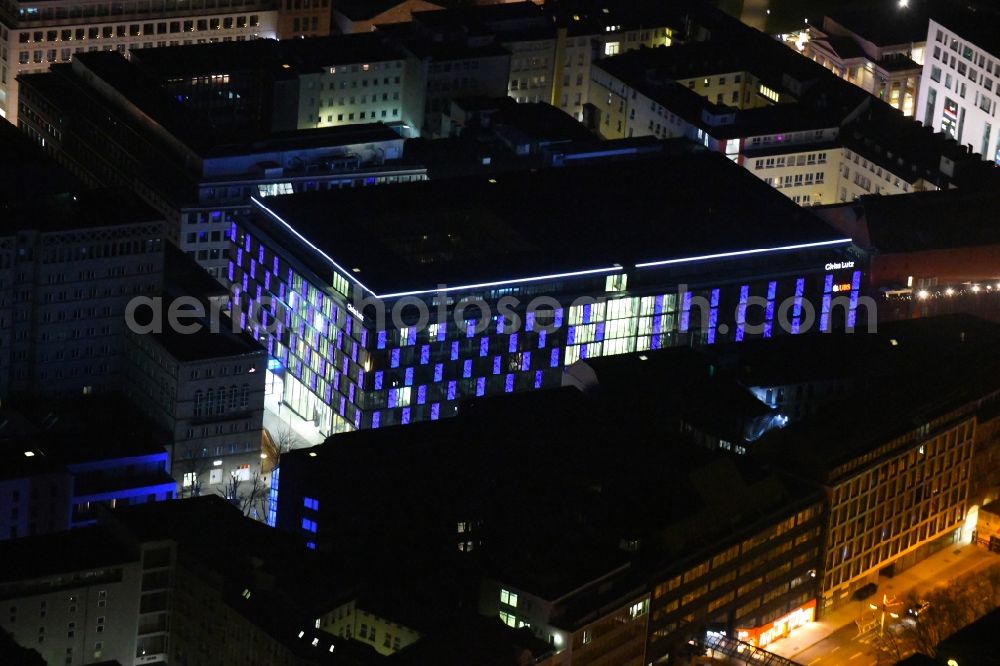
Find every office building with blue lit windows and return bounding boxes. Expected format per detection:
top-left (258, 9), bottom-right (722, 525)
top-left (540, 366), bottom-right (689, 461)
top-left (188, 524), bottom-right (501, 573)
top-left (230, 151), bottom-right (865, 436)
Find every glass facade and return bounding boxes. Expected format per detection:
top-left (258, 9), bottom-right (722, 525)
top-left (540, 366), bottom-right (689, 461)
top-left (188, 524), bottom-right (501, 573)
top-left (231, 212), bottom-right (862, 437)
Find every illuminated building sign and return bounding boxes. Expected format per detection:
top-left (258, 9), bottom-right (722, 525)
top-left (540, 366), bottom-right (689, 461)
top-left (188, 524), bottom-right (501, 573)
top-left (736, 599), bottom-right (816, 648)
top-left (347, 302), bottom-right (365, 321)
top-left (824, 261), bottom-right (855, 271)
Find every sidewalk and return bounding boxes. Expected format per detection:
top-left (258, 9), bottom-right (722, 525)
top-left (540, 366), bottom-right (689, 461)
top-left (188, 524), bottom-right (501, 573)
top-left (767, 542), bottom-right (999, 660)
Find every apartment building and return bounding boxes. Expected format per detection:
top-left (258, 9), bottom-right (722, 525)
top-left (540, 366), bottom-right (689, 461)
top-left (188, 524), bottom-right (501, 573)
top-left (0, 0), bottom-right (278, 123)
top-left (756, 315), bottom-right (1000, 613)
top-left (0, 396), bottom-right (175, 541)
top-left (0, 186), bottom-right (165, 397)
top-left (16, 46), bottom-right (425, 278)
top-left (125, 309), bottom-right (267, 500)
top-left (0, 528), bottom-right (144, 666)
top-left (803, 3), bottom-right (928, 116)
top-left (481, 572), bottom-right (650, 666)
top-left (918, 14), bottom-right (1000, 161)
top-left (590, 34), bottom-right (982, 207)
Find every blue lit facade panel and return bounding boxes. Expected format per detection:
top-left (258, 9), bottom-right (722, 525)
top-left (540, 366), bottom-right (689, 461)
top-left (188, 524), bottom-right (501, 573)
top-left (231, 222), bottom-right (863, 434)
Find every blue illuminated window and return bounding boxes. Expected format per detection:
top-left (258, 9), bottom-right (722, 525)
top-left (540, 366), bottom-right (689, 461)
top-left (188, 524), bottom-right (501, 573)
top-left (447, 381), bottom-right (457, 400)
top-left (402, 408), bottom-right (411, 424)
top-left (505, 374), bottom-right (514, 393)
top-left (306, 541), bottom-right (316, 550)
top-left (390, 348), bottom-right (400, 368)
top-left (431, 403), bottom-right (440, 420)
top-left (492, 356), bottom-right (501, 375)
top-left (303, 497), bottom-right (319, 511)
top-left (479, 337), bottom-right (489, 357)
top-left (549, 349), bottom-right (559, 367)
top-left (301, 518), bottom-right (317, 533)
top-left (534, 371), bottom-right (543, 389)
top-left (521, 352), bottom-right (531, 371)
top-left (525, 312), bottom-right (535, 332)
top-left (388, 388), bottom-right (398, 408)
top-left (538, 330), bottom-right (547, 348)
top-left (404, 367), bottom-right (414, 386)
top-left (476, 377), bottom-right (486, 396)
top-left (377, 331), bottom-right (387, 349)
top-left (372, 412), bottom-right (381, 428)
top-left (417, 385), bottom-right (427, 404)
top-left (434, 363), bottom-right (443, 382)
top-left (451, 341), bottom-right (459, 361)
top-left (420, 345), bottom-right (430, 365)
top-left (508, 334), bottom-right (518, 353)
top-left (374, 371), bottom-right (383, 390)
top-left (463, 360), bottom-right (472, 378)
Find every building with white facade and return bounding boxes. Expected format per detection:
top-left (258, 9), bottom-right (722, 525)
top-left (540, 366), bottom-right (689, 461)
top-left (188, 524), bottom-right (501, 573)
top-left (124, 299), bottom-right (267, 500)
top-left (917, 14), bottom-right (1000, 162)
top-left (0, 0), bottom-right (278, 123)
top-left (17, 48), bottom-right (426, 279)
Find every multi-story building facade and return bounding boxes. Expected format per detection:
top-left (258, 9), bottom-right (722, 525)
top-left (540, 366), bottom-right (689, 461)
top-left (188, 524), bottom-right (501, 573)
top-left (0, 394), bottom-right (175, 540)
top-left (124, 312), bottom-right (267, 499)
top-left (0, 0), bottom-right (278, 123)
top-left (290, 36), bottom-right (411, 131)
top-left (275, 0), bottom-right (330, 39)
top-left (17, 48), bottom-right (425, 278)
top-left (590, 36), bottom-right (980, 207)
top-left (802, 5), bottom-right (927, 117)
top-left (481, 574), bottom-right (650, 666)
top-left (918, 15), bottom-right (1000, 161)
top-left (816, 411), bottom-right (976, 610)
top-left (0, 188), bottom-right (165, 397)
top-left (232, 152), bottom-right (860, 436)
top-left (0, 528), bottom-right (144, 666)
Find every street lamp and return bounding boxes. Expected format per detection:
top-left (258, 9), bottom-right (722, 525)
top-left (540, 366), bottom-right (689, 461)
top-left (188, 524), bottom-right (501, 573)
top-left (868, 593), bottom-right (901, 638)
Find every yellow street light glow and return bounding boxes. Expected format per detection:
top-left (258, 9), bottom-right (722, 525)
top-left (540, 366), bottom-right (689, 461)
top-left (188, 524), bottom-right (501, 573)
top-left (945, 288), bottom-right (955, 296)
top-left (917, 289), bottom-right (929, 299)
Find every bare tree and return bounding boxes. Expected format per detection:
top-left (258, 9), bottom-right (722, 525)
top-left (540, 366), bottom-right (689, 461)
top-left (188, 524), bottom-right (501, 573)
top-left (175, 446), bottom-right (211, 499)
top-left (219, 471), bottom-right (270, 521)
top-left (262, 425), bottom-right (299, 473)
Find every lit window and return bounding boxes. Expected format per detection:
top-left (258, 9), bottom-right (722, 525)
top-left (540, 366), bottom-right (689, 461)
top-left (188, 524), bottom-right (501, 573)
top-left (500, 589), bottom-right (518, 608)
top-left (303, 497), bottom-right (319, 511)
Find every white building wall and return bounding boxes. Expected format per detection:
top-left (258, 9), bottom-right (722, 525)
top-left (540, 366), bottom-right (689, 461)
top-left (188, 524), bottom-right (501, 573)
top-left (918, 18), bottom-right (1000, 161)
top-left (0, 9), bottom-right (277, 122)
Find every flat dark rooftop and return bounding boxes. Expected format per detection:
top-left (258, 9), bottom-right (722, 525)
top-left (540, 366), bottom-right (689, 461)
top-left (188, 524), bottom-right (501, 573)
top-left (820, 187), bottom-right (1000, 253)
top-left (0, 188), bottom-right (161, 235)
top-left (0, 393), bottom-right (171, 471)
top-left (827, 0), bottom-right (939, 46)
top-left (759, 315), bottom-right (1000, 476)
top-left (131, 34), bottom-right (403, 77)
top-left (253, 151), bottom-right (849, 296)
top-left (201, 123), bottom-right (402, 159)
top-left (0, 117), bottom-right (77, 207)
top-left (0, 526), bottom-right (135, 584)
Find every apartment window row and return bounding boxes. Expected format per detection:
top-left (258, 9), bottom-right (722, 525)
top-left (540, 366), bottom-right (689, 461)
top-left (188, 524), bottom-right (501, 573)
top-left (931, 33), bottom-right (1000, 102)
top-left (311, 74), bottom-right (401, 91)
top-left (192, 383), bottom-right (251, 416)
top-left (753, 152), bottom-right (827, 169)
top-left (320, 108), bottom-right (399, 123)
top-left (316, 91), bottom-right (400, 106)
top-left (765, 171), bottom-right (825, 188)
top-left (15, 15), bottom-right (260, 44)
